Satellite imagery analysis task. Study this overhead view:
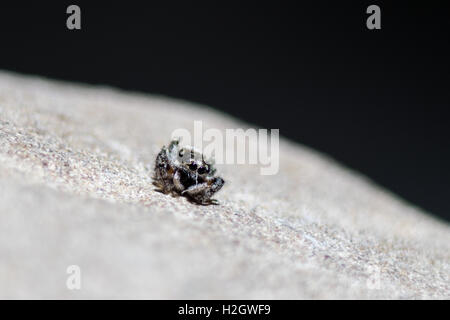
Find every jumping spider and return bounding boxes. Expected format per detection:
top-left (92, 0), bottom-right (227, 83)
top-left (153, 139), bottom-right (225, 204)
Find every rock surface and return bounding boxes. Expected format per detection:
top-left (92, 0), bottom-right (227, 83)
top-left (0, 71), bottom-right (448, 299)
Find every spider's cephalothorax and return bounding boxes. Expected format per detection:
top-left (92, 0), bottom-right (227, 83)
top-left (154, 139), bottom-right (225, 204)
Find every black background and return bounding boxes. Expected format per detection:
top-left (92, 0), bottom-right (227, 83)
top-left (0, 300), bottom-right (436, 318)
top-left (0, 1), bottom-right (449, 222)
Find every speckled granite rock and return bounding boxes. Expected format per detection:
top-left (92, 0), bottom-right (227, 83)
top-left (0, 71), bottom-right (448, 299)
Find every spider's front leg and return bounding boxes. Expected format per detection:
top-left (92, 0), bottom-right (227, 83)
top-left (182, 176), bottom-right (224, 204)
top-left (181, 182), bottom-right (209, 195)
top-left (173, 169), bottom-right (186, 193)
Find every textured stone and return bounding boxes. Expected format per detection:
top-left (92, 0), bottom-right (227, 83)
top-left (0, 71), bottom-right (448, 299)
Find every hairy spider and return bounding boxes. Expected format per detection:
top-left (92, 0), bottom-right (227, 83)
top-left (154, 139), bottom-right (225, 204)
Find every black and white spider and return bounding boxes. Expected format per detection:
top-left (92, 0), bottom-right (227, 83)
top-left (154, 139), bottom-right (225, 204)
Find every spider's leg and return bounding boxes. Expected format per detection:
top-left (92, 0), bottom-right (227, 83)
top-left (182, 177), bottom-right (224, 203)
top-left (206, 176), bottom-right (225, 194)
top-left (181, 182), bottom-right (209, 195)
top-left (173, 169), bottom-right (185, 192)
top-left (154, 148), bottom-right (169, 191)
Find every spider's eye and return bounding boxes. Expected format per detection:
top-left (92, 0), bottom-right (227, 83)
top-left (178, 149), bottom-right (184, 157)
top-left (189, 162), bottom-right (198, 171)
top-left (198, 165), bottom-right (209, 174)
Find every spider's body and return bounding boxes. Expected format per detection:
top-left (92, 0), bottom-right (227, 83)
top-left (154, 139), bottom-right (224, 204)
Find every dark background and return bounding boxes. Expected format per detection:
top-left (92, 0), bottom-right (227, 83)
top-left (0, 2), bottom-right (449, 222)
